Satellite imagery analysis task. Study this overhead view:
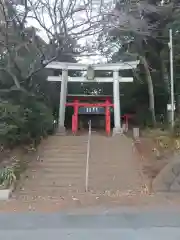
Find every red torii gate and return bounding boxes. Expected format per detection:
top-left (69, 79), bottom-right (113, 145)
top-left (66, 95), bottom-right (113, 135)
top-left (65, 95), bottom-right (133, 135)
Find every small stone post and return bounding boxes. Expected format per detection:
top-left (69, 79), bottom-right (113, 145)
top-left (133, 127), bottom-right (140, 142)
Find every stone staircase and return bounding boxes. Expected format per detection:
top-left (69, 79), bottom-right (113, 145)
top-left (15, 136), bottom-right (88, 198)
top-left (88, 134), bottom-right (142, 194)
top-left (14, 133), bottom-right (142, 199)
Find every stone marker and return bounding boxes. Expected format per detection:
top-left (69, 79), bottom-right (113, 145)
top-left (133, 128), bottom-right (139, 141)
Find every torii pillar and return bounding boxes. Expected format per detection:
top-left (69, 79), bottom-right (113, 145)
top-left (113, 70), bottom-right (122, 135)
top-left (57, 69), bottom-right (68, 134)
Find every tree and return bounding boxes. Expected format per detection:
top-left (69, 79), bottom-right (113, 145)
top-left (0, 0), bottom-right (47, 92)
top-left (0, 0), bottom-right (106, 146)
top-left (28, 0), bottom-right (102, 57)
top-left (96, 0), bottom-right (178, 126)
top-left (0, 0), bottom-right (74, 145)
top-left (0, 0), bottom-right (98, 93)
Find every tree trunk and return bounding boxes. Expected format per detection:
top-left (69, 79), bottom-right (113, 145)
top-left (140, 56), bottom-right (156, 127)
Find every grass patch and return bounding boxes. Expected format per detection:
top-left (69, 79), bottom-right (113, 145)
top-left (141, 127), bottom-right (180, 159)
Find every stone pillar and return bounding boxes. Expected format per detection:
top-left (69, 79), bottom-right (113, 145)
top-left (113, 70), bottom-right (122, 135)
top-left (57, 69), bottom-right (68, 134)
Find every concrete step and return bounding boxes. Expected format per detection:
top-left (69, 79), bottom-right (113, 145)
top-left (19, 180), bottom-right (85, 188)
top-left (33, 158), bottom-right (86, 164)
top-left (31, 164), bottom-right (86, 170)
top-left (89, 170), bottom-right (122, 176)
top-left (41, 140), bottom-right (88, 146)
top-left (41, 145), bottom-right (87, 150)
top-left (30, 162), bottom-right (86, 168)
top-left (42, 141), bottom-right (87, 145)
top-left (29, 166), bottom-right (85, 171)
top-left (40, 146), bottom-right (87, 151)
top-left (23, 177), bottom-right (85, 184)
top-left (37, 153), bottom-right (86, 161)
top-left (40, 153), bottom-right (86, 158)
top-left (19, 180), bottom-right (85, 189)
top-left (89, 162), bottom-right (123, 167)
top-left (31, 157), bottom-right (86, 162)
top-left (33, 158), bottom-right (86, 162)
top-left (40, 147), bottom-right (86, 152)
top-left (40, 150), bottom-right (86, 154)
top-left (18, 188), bottom-right (85, 195)
top-left (41, 146), bottom-right (87, 153)
top-left (26, 170), bottom-right (86, 178)
top-left (26, 172), bottom-right (85, 181)
top-left (21, 170), bottom-right (85, 179)
top-left (16, 188), bottom-right (86, 197)
top-left (18, 184), bottom-right (86, 190)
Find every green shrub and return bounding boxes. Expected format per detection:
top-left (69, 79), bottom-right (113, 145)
top-left (21, 98), bottom-right (54, 140)
top-left (0, 98), bottom-right (54, 147)
top-left (0, 101), bottom-right (23, 146)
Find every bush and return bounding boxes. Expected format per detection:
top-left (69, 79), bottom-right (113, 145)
top-left (0, 101), bottom-right (23, 146)
top-left (21, 97), bottom-right (54, 140)
top-left (0, 98), bottom-right (54, 147)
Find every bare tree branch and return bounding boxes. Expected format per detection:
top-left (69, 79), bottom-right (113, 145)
top-left (28, 0), bottom-right (102, 42)
top-left (0, 0), bottom-right (104, 92)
